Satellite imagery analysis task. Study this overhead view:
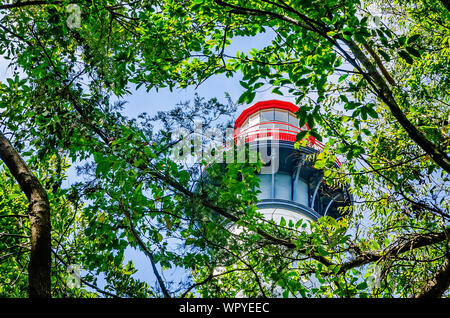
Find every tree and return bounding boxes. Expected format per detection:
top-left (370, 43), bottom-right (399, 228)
top-left (0, 0), bottom-right (449, 298)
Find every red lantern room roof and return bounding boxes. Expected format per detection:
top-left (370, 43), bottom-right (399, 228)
top-left (233, 100), bottom-right (341, 167)
top-left (234, 100), bottom-right (299, 129)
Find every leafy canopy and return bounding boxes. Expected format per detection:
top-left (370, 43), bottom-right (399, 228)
top-left (0, 0), bottom-right (449, 297)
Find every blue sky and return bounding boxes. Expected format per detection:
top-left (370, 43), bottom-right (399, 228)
top-left (116, 32), bottom-right (297, 121)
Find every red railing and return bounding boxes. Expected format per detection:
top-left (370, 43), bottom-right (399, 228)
top-left (234, 121), bottom-right (341, 167)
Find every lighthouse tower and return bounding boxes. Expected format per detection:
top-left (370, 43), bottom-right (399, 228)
top-left (233, 100), bottom-right (351, 224)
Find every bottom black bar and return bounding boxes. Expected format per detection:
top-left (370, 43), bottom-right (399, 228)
top-left (1, 298), bottom-right (448, 316)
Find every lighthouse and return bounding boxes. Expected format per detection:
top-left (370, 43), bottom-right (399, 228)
top-left (195, 100), bottom-right (352, 297)
top-left (233, 100), bottom-right (351, 225)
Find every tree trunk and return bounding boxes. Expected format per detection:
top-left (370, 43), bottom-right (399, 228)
top-left (0, 132), bottom-right (51, 298)
top-left (439, 0), bottom-right (450, 12)
top-left (416, 254), bottom-right (450, 298)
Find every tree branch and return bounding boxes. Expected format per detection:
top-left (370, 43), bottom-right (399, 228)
top-left (362, 42), bottom-right (396, 86)
top-left (337, 230), bottom-right (450, 274)
top-left (121, 204), bottom-right (171, 298)
top-left (0, 1), bottom-right (62, 10)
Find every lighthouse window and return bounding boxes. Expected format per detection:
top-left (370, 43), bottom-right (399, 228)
top-left (260, 111), bottom-right (274, 130)
top-left (257, 173), bottom-right (272, 200)
top-left (248, 113), bottom-right (260, 128)
top-left (294, 178), bottom-right (309, 207)
top-left (289, 113), bottom-right (299, 127)
top-left (241, 119), bottom-right (248, 132)
top-left (261, 109), bottom-right (274, 122)
top-left (274, 110), bottom-right (288, 123)
top-left (274, 172), bottom-right (291, 201)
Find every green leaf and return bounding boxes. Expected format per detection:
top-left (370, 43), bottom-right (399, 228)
top-left (406, 46), bottom-right (421, 58)
top-left (398, 50), bottom-right (414, 64)
top-left (185, 238), bottom-right (196, 245)
top-left (407, 34), bottom-right (420, 44)
top-left (339, 95), bottom-right (348, 103)
top-left (307, 115), bottom-right (315, 129)
top-left (377, 49), bottom-right (391, 62)
top-left (338, 74), bottom-right (348, 82)
top-left (366, 107), bottom-right (378, 119)
top-left (247, 91), bottom-right (256, 103)
top-left (239, 80), bottom-right (249, 89)
top-left (317, 246), bottom-right (329, 256)
top-left (271, 87), bottom-right (283, 95)
top-left (296, 130), bottom-right (308, 141)
top-left (253, 82), bottom-right (264, 89)
top-left (357, 282), bottom-right (368, 290)
top-left (345, 101), bottom-right (360, 110)
top-left (309, 130), bottom-right (323, 142)
top-left (237, 91), bottom-right (248, 104)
